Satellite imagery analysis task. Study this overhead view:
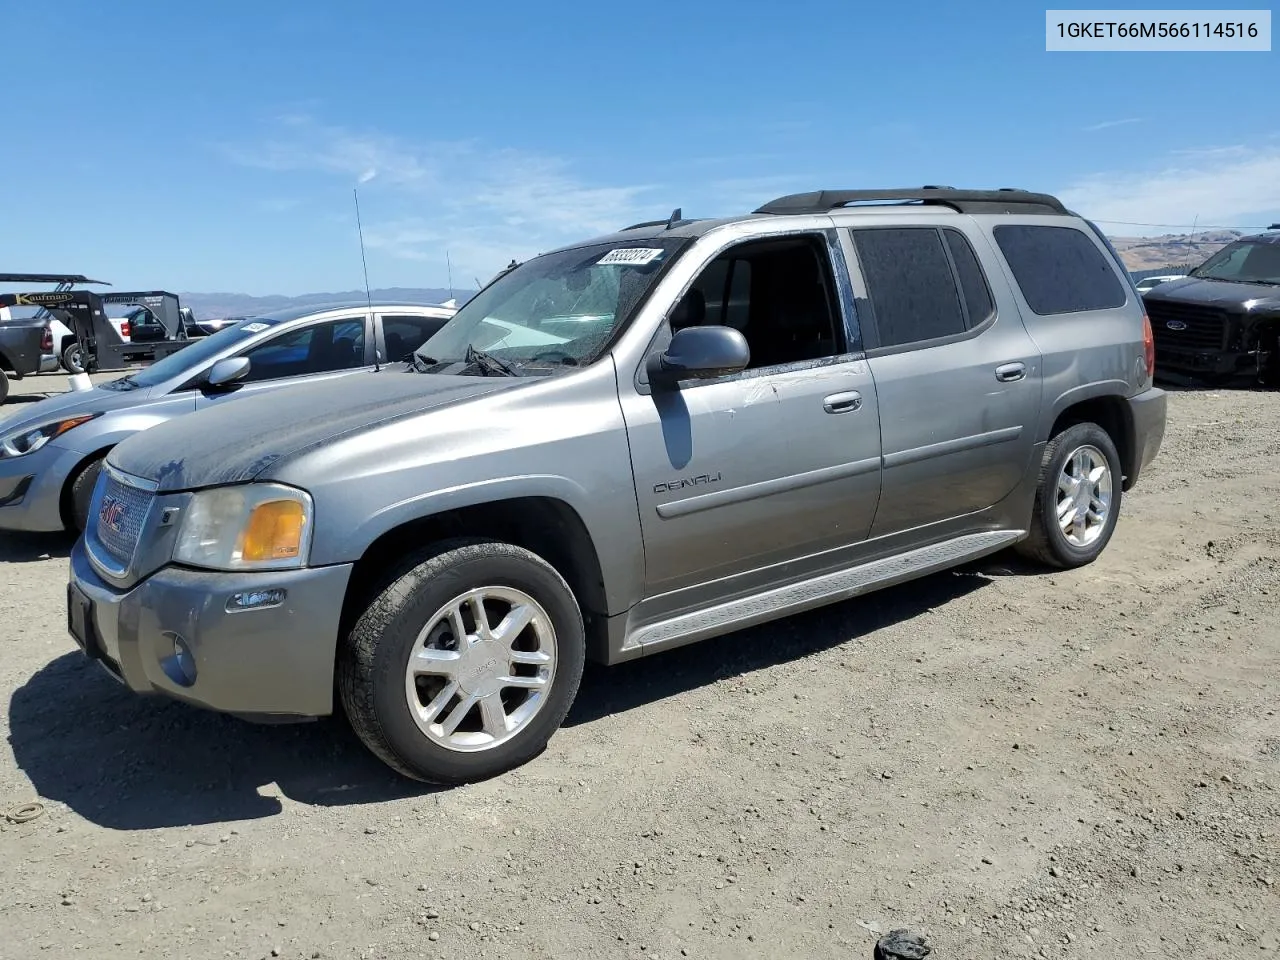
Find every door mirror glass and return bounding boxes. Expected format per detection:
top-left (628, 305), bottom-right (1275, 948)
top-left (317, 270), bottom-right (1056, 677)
top-left (206, 356), bottom-right (251, 388)
top-left (648, 325), bottom-right (750, 384)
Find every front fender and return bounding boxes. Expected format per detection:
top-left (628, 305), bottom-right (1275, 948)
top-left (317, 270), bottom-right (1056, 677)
top-left (311, 471), bottom-right (645, 616)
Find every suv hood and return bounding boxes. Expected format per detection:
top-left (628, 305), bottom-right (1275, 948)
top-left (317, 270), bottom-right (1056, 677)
top-left (1144, 276), bottom-right (1280, 309)
top-left (107, 370), bottom-right (527, 492)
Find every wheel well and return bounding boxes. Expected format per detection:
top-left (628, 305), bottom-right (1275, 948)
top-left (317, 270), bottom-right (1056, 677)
top-left (339, 497), bottom-right (610, 651)
top-left (58, 448), bottom-right (110, 530)
top-left (1049, 396), bottom-right (1134, 486)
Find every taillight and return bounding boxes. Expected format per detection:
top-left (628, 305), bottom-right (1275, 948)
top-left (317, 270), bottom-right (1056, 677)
top-left (40, 326), bottom-right (53, 352)
top-left (120, 320), bottom-right (130, 338)
top-left (1142, 312), bottom-right (1155, 379)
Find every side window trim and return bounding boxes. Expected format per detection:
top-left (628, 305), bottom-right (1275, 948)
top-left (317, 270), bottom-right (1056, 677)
top-left (631, 228), bottom-right (866, 396)
top-left (842, 224), bottom-right (1001, 359)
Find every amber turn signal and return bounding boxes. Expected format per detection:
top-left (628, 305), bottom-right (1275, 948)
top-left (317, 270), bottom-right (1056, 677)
top-left (237, 499), bottom-right (307, 562)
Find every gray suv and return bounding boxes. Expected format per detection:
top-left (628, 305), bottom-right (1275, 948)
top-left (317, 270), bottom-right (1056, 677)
top-left (65, 187), bottom-right (1167, 785)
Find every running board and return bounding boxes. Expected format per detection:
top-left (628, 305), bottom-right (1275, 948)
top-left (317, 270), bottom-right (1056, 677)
top-left (622, 529), bottom-right (1023, 657)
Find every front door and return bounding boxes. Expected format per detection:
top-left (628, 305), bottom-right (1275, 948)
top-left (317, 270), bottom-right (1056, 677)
top-left (618, 231), bottom-right (883, 614)
top-left (195, 314), bottom-right (374, 410)
top-left (840, 223), bottom-right (1043, 539)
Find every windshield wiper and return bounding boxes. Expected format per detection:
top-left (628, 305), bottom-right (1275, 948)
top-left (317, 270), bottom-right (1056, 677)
top-left (409, 354), bottom-right (437, 373)
top-left (1199, 275), bottom-right (1275, 285)
top-left (463, 344), bottom-right (521, 377)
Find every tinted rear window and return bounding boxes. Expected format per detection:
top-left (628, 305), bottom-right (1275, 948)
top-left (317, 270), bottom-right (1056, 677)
top-left (993, 224), bottom-right (1128, 315)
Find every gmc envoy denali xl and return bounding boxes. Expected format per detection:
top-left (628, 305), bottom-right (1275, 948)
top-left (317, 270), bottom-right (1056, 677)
top-left (66, 187), bottom-right (1168, 784)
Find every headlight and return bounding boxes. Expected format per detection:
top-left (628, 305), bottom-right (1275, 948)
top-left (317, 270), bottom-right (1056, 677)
top-left (0, 414), bottom-right (98, 459)
top-left (172, 483), bottom-right (313, 571)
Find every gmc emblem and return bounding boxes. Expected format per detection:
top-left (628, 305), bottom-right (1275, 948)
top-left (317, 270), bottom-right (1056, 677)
top-left (99, 496), bottom-right (127, 534)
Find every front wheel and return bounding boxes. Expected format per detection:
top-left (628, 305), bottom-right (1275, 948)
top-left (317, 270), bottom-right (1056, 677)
top-left (1016, 422), bottom-right (1123, 569)
top-left (0, 369), bottom-right (9, 405)
top-left (338, 538), bottom-right (586, 784)
top-left (67, 454), bottom-right (105, 533)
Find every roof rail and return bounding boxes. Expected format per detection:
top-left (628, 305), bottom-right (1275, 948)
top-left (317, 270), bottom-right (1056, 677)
top-left (753, 187), bottom-right (1069, 217)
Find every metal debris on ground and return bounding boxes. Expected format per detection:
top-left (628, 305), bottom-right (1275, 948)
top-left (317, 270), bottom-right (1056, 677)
top-left (874, 928), bottom-right (932, 959)
top-left (5, 801), bottom-right (45, 824)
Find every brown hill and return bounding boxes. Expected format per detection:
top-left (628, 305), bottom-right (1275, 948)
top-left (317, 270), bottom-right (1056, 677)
top-left (1108, 230), bottom-right (1241, 271)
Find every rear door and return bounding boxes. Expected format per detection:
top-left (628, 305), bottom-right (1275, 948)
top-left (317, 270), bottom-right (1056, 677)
top-left (840, 220), bottom-right (1043, 539)
top-left (375, 310), bottom-right (454, 364)
top-left (194, 312), bottom-right (374, 409)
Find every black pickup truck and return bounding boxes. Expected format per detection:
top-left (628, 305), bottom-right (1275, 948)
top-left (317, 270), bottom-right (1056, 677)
top-left (1144, 226), bottom-right (1280, 386)
top-left (0, 315), bottom-right (52, 405)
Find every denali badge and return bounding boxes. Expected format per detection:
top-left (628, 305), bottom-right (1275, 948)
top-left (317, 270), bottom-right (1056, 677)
top-left (654, 472), bottom-right (722, 494)
top-left (1165, 320), bottom-right (1187, 331)
top-left (99, 496), bottom-right (126, 534)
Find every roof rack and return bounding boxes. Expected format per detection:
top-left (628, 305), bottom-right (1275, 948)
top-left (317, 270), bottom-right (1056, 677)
top-left (753, 187), bottom-right (1069, 217)
top-left (0, 272), bottom-right (110, 286)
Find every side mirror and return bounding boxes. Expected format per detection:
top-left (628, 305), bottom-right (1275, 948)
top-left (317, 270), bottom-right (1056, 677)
top-left (647, 325), bottom-right (750, 384)
top-left (206, 356), bottom-right (251, 389)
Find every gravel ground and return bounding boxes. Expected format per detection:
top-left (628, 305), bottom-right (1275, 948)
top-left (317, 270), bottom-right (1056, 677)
top-left (1, 371), bottom-right (1277, 960)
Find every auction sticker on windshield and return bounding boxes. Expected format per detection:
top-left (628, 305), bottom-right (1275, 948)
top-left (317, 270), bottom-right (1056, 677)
top-left (240, 322), bottom-right (270, 333)
top-left (598, 248), bottom-right (665, 266)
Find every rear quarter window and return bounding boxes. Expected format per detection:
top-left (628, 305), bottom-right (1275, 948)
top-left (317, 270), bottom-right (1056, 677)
top-left (993, 224), bottom-right (1128, 315)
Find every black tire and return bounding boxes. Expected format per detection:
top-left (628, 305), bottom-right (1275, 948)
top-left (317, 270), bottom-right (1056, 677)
top-left (338, 537), bottom-right (586, 784)
top-left (67, 455), bottom-right (105, 533)
top-left (0, 369), bottom-right (9, 405)
top-left (1015, 421), bottom-right (1123, 570)
top-left (62, 342), bottom-right (85, 374)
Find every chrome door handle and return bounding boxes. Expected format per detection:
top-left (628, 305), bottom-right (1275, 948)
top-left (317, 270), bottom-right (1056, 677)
top-left (995, 362), bottom-right (1026, 383)
top-left (823, 390), bottom-right (862, 414)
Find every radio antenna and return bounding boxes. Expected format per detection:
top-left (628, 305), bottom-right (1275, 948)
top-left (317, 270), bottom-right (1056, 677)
top-left (353, 186), bottom-right (379, 371)
top-left (446, 249), bottom-right (454, 301)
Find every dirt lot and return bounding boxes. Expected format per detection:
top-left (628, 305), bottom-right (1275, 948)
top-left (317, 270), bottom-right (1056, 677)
top-left (1, 370), bottom-right (1277, 960)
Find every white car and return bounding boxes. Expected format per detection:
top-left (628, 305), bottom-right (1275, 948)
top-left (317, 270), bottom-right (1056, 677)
top-left (1135, 274), bottom-right (1185, 293)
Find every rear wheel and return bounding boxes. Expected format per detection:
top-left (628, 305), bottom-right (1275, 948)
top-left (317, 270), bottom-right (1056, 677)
top-left (67, 455), bottom-right (105, 533)
top-left (338, 538), bottom-right (586, 784)
top-left (0, 369), bottom-right (9, 405)
top-left (62, 342), bottom-right (85, 375)
top-left (1016, 422), bottom-right (1122, 569)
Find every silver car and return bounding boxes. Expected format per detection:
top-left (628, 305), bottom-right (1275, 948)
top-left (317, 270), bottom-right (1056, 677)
top-left (0, 300), bottom-right (455, 533)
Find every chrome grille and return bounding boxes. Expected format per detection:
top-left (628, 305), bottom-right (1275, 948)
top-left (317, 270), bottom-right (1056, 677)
top-left (94, 472), bottom-right (155, 566)
top-left (1146, 300), bottom-right (1230, 351)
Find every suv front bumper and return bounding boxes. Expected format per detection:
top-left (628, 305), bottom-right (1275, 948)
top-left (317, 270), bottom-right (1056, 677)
top-left (67, 538), bottom-right (353, 719)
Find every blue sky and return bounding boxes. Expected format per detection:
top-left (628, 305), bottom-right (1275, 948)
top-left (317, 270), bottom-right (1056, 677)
top-left (1, 0), bottom-right (1276, 295)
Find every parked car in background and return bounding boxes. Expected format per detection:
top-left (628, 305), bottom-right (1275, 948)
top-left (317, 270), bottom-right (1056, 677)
top-left (0, 299), bottom-right (456, 533)
top-left (1135, 273), bottom-right (1185, 293)
top-left (0, 311), bottom-right (55, 404)
top-left (46, 311), bottom-right (134, 373)
top-left (1143, 227), bottom-right (1280, 385)
top-left (185, 316), bottom-right (247, 337)
top-left (65, 186), bottom-right (1166, 786)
